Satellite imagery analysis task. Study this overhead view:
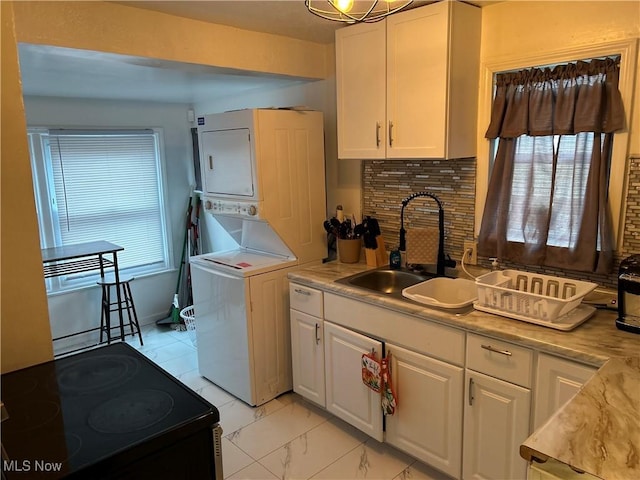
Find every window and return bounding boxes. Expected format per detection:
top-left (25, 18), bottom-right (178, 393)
top-left (475, 40), bottom-right (635, 271)
top-left (507, 133), bottom-right (598, 249)
top-left (478, 57), bottom-right (624, 273)
top-left (29, 128), bottom-right (171, 292)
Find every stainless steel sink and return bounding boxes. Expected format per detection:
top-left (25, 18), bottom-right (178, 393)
top-left (336, 268), bottom-right (434, 296)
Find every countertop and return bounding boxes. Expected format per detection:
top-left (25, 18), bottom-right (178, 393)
top-left (289, 260), bottom-right (639, 480)
top-left (520, 356), bottom-right (639, 480)
top-left (289, 261), bottom-right (638, 366)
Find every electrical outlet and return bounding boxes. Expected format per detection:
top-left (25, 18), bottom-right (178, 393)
top-left (463, 240), bottom-right (478, 265)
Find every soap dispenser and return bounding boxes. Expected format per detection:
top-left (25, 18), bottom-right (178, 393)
top-left (389, 246), bottom-right (401, 270)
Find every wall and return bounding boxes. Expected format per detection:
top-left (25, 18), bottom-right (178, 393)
top-left (2, 0), bottom-right (335, 372)
top-left (1, 2), bottom-right (54, 373)
top-left (12, 1), bottom-right (329, 81)
top-left (363, 159), bottom-right (476, 260)
top-left (23, 96), bottom-right (195, 350)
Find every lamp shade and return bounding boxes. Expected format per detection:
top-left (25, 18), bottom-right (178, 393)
top-left (305, 0), bottom-right (414, 23)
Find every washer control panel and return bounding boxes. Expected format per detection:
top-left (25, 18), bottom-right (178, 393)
top-left (204, 199), bottom-right (259, 218)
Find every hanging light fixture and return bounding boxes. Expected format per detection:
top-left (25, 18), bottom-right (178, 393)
top-left (305, 0), bottom-right (414, 24)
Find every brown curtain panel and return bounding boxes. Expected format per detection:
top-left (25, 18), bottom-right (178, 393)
top-left (478, 57), bottom-right (625, 273)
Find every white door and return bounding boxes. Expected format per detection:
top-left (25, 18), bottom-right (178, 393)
top-left (533, 354), bottom-right (596, 430)
top-left (463, 370), bottom-right (531, 480)
top-left (290, 309), bottom-right (325, 407)
top-left (191, 263), bottom-right (253, 404)
top-left (385, 344), bottom-right (463, 479)
top-left (200, 128), bottom-right (254, 197)
top-left (324, 321), bottom-right (383, 441)
top-left (335, 22), bottom-right (386, 159)
top-left (386, 2), bottom-right (448, 159)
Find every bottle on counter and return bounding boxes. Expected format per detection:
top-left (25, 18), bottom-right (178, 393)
top-left (389, 246), bottom-right (401, 270)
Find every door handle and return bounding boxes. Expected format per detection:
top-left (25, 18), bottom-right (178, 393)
top-left (376, 122), bottom-right (381, 147)
top-left (208, 155), bottom-right (214, 170)
top-left (388, 121), bottom-right (394, 147)
top-left (315, 323), bottom-right (320, 345)
top-left (481, 344), bottom-right (512, 356)
top-left (468, 377), bottom-right (475, 406)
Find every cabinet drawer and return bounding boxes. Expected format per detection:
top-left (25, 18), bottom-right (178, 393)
top-left (324, 292), bottom-right (465, 366)
top-left (290, 283), bottom-right (323, 317)
top-left (466, 333), bottom-right (533, 388)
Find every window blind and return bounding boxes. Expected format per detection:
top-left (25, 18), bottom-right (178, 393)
top-left (48, 131), bottom-right (167, 272)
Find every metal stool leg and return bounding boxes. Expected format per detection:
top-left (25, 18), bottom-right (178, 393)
top-left (99, 284), bottom-right (107, 343)
top-left (105, 283), bottom-right (112, 344)
top-left (125, 282), bottom-right (143, 346)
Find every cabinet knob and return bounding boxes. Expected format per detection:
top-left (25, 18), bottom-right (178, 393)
top-left (204, 200), bottom-right (213, 210)
top-left (248, 205), bottom-right (257, 216)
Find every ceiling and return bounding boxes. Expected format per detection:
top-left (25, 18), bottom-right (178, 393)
top-left (19, 1), bottom-right (495, 104)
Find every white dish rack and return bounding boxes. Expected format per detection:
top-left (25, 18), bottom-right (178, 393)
top-left (474, 270), bottom-right (598, 330)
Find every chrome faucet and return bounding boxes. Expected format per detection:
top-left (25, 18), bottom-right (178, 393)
top-left (399, 191), bottom-right (455, 276)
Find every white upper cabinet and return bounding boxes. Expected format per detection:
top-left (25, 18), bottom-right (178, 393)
top-left (336, 0), bottom-right (481, 160)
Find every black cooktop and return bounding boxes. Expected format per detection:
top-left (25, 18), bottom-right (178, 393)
top-left (1, 342), bottom-right (220, 479)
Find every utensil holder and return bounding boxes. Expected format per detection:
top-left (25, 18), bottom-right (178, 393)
top-left (365, 236), bottom-right (387, 267)
top-left (338, 238), bottom-right (362, 264)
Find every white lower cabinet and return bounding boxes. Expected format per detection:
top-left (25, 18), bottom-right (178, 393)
top-left (290, 309), bottom-right (325, 407)
top-left (463, 370), bottom-right (531, 480)
top-left (289, 284), bottom-right (326, 407)
top-left (533, 353), bottom-right (597, 430)
top-left (324, 321), bottom-right (384, 441)
top-left (385, 343), bottom-right (463, 479)
top-left (463, 334), bottom-right (533, 480)
top-left (289, 286), bottom-right (598, 480)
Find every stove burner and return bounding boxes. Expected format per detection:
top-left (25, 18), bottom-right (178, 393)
top-left (2, 400), bottom-right (60, 433)
top-left (56, 354), bottom-right (140, 394)
top-left (88, 389), bottom-right (174, 434)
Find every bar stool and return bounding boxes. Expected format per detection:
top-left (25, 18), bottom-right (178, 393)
top-left (97, 273), bottom-right (143, 346)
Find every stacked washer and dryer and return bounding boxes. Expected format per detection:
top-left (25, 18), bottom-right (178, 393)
top-left (190, 108), bottom-right (327, 406)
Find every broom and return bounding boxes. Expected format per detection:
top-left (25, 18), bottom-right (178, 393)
top-left (156, 196), bottom-right (192, 327)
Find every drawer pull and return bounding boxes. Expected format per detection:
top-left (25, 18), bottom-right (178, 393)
top-left (315, 323), bottom-right (320, 345)
top-left (376, 122), bottom-right (381, 147)
top-left (388, 121), bottom-right (394, 147)
top-left (468, 377), bottom-right (475, 406)
top-left (294, 288), bottom-right (311, 296)
top-left (481, 344), bottom-right (512, 356)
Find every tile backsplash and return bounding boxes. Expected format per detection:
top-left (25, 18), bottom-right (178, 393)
top-left (362, 156), bottom-right (640, 290)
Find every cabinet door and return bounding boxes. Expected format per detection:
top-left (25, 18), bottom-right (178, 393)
top-left (290, 309), bottom-right (325, 407)
top-left (463, 370), bottom-right (531, 480)
top-left (248, 269), bottom-right (292, 406)
top-left (386, 2), bottom-right (448, 159)
top-left (385, 344), bottom-right (463, 479)
top-left (200, 128), bottom-right (253, 196)
top-left (533, 354), bottom-right (596, 430)
top-left (335, 22), bottom-right (386, 159)
top-left (324, 321), bottom-right (384, 441)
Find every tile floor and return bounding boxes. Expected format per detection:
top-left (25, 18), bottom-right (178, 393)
top-left (59, 324), bottom-right (452, 480)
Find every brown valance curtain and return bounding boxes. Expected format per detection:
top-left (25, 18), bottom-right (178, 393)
top-left (478, 57), bottom-right (625, 273)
